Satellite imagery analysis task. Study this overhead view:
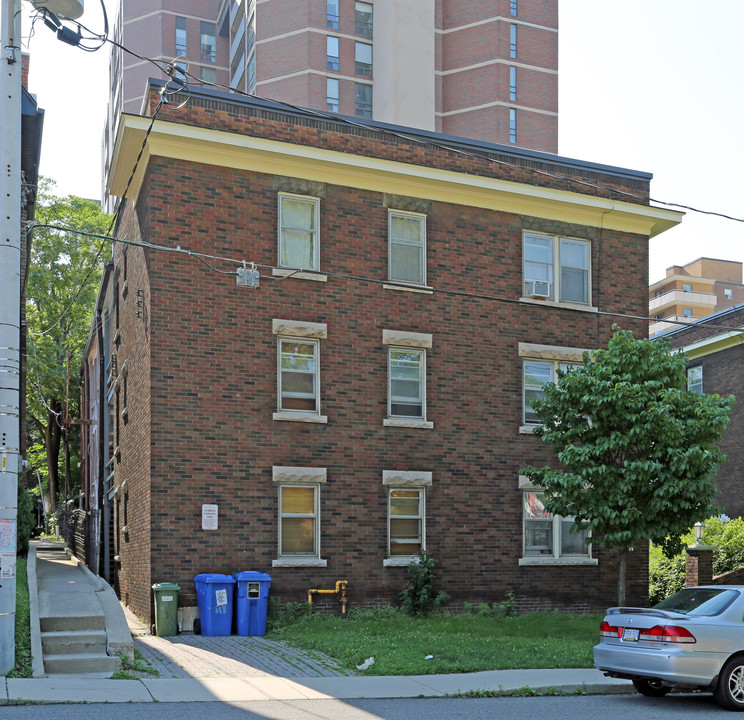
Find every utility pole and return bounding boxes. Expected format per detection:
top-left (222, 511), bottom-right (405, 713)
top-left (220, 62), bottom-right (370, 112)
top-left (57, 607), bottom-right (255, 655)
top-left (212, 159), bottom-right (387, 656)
top-left (0, 0), bottom-right (22, 676)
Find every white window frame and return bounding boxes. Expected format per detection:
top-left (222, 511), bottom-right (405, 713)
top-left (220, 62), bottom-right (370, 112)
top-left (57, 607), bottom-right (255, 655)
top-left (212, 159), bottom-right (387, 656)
top-left (383, 330), bottom-right (433, 429)
top-left (388, 210), bottom-right (426, 286)
top-left (388, 347), bottom-right (425, 421)
top-left (278, 337), bottom-right (319, 413)
top-left (388, 487), bottom-right (425, 558)
top-left (278, 193), bottom-right (320, 271)
top-left (521, 490), bottom-right (592, 563)
top-left (724, 288), bottom-right (734, 300)
top-left (382, 470), bottom-right (432, 567)
top-left (272, 466), bottom-right (327, 567)
top-left (273, 320), bottom-right (328, 424)
top-left (688, 365), bottom-right (703, 394)
top-left (519, 343), bottom-right (589, 432)
top-left (522, 231), bottom-right (591, 306)
top-left (523, 359), bottom-right (579, 425)
top-left (522, 358), bottom-right (581, 425)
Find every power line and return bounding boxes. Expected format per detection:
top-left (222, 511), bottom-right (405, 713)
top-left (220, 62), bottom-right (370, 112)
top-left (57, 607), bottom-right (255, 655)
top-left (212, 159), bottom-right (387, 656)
top-left (22, 222), bottom-right (744, 338)
top-left (26, 8), bottom-right (744, 227)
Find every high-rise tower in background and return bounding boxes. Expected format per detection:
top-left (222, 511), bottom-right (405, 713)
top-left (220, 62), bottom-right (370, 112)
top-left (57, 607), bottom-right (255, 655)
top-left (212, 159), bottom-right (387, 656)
top-left (103, 1), bottom-right (558, 203)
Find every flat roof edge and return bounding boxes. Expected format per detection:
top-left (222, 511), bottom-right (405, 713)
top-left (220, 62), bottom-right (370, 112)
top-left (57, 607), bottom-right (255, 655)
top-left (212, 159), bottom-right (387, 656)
top-left (145, 78), bottom-right (654, 184)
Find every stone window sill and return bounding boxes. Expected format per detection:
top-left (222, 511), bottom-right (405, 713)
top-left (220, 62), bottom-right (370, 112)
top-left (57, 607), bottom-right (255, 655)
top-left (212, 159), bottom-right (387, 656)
top-left (272, 557), bottom-right (328, 568)
top-left (519, 557), bottom-right (598, 567)
top-left (272, 268), bottom-right (327, 282)
top-left (519, 297), bottom-right (598, 313)
top-left (383, 283), bottom-right (433, 295)
top-left (273, 412), bottom-right (328, 424)
top-left (384, 418), bottom-right (434, 429)
top-left (383, 556), bottom-right (420, 567)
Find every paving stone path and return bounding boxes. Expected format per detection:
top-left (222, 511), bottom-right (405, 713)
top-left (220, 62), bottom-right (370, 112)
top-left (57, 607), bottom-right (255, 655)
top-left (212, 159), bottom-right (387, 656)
top-left (133, 633), bottom-right (356, 679)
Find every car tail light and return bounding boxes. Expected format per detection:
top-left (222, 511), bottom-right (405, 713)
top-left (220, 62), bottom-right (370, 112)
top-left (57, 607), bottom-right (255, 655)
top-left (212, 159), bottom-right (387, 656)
top-left (600, 620), bottom-right (621, 637)
top-left (639, 624), bottom-right (696, 643)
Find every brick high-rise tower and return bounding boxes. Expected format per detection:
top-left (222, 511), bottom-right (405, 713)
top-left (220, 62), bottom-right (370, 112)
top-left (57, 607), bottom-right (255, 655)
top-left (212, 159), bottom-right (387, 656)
top-left (223, 0), bottom-right (558, 151)
top-left (104, 1), bottom-right (557, 195)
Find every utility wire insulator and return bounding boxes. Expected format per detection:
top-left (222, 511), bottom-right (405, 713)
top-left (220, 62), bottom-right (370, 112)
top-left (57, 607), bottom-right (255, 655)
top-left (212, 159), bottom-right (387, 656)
top-left (236, 262), bottom-right (259, 289)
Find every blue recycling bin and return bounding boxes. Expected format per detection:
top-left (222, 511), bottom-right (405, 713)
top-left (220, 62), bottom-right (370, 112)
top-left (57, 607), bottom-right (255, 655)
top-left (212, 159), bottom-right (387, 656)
top-left (233, 571), bottom-right (271, 636)
top-left (193, 573), bottom-right (236, 636)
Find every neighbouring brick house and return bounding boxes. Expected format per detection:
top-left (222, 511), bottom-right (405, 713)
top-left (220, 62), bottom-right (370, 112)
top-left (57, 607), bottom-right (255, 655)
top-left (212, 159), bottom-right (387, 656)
top-left (662, 304), bottom-right (744, 519)
top-left (80, 79), bottom-right (682, 625)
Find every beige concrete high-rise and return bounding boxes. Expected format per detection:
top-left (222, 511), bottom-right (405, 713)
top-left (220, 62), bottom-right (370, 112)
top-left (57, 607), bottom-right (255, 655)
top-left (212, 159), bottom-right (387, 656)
top-left (104, 0), bottom-right (558, 200)
top-left (648, 258), bottom-right (744, 335)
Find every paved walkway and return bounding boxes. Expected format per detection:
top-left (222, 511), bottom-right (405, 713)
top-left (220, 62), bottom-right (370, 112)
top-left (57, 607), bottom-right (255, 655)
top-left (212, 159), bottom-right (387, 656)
top-left (132, 632), bottom-right (354, 679)
top-left (0, 540), bottom-right (633, 704)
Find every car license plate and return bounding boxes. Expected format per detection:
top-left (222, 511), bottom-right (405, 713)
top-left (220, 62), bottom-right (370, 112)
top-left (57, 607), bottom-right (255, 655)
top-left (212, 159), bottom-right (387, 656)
top-left (622, 627), bottom-right (640, 642)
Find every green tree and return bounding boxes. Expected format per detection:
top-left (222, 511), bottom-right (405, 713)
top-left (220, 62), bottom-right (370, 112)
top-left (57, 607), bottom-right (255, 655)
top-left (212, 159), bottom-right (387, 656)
top-left (522, 328), bottom-right (734, 605)
top-left (26, 179), bottom-right (111, 512)
top-left (649, 516), bottom-right (744, 604)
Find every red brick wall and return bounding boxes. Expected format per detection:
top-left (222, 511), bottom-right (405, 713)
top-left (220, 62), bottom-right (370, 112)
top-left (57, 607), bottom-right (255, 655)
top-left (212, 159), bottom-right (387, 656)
top-left (111, 135), bottom-right (651, 623)
top-left (666, 309), bottom-right (744, 519)
top-left (113, 189), bottom-right (155, 615)
top-left (440, 0), bottom-right (558, 30)
top-left (144, 88), bottom-right (649, 202)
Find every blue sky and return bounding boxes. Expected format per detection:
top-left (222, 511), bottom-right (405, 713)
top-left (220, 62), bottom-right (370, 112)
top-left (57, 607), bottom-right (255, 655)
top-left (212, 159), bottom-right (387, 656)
top-left (21, 0), bottom-right (744, 284)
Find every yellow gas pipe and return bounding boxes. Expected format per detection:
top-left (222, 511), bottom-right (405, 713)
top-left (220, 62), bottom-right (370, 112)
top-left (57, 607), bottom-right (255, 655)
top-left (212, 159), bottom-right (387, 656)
top-left (308, 580), bottom-right (348, 615)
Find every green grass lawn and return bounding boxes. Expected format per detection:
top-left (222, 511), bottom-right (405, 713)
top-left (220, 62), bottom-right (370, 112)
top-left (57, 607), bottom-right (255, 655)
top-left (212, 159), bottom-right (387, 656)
top-left (8, 556), bottom-right (32, 678)
top-left (268, 607), bottom-right (603, 676)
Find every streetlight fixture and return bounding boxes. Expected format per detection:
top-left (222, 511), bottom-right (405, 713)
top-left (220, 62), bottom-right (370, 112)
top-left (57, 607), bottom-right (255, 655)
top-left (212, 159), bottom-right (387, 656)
top-left (28, 0), bottom-right (83, 20)
top-left (694, 521), bottom-right (705, 545)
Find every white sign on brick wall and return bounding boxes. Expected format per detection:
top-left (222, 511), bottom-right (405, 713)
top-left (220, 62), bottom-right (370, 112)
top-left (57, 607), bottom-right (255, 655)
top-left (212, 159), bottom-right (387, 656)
top-left (202, 504), bottom-right (218, 530)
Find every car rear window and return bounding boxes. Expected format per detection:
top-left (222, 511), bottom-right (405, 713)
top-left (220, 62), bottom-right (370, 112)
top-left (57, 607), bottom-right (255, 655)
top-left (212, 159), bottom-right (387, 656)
top-left (654, 588), bottom-right (739, 616)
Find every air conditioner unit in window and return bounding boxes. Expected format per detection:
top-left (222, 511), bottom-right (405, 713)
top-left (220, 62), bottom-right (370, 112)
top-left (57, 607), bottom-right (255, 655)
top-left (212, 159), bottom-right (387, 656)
top-left (525, 280), bottom-right (551, 298)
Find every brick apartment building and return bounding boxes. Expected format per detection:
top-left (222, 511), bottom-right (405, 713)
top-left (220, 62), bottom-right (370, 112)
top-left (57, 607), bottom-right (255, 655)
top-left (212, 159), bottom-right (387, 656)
top-left (81, 80), bottom-right (681, 624)
top-left (103, 1), bottom-right (558, 208)
top-left (662, 305), bottom-right (744, 519)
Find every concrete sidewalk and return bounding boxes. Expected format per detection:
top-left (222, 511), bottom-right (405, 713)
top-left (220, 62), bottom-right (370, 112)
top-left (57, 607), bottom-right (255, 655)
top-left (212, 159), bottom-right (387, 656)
top-left (1, 668), bottom-right (631, 705)
top-left (2, 540), bottom-right (633, 705)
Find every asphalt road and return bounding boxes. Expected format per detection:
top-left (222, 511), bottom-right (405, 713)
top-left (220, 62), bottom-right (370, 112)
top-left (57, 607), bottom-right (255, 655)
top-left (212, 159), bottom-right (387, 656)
top-left (0, 693), bottom-right (728, 719)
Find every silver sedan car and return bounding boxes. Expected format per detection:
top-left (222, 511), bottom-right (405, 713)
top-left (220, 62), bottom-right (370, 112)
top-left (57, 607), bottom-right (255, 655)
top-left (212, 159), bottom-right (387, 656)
top-left (593, 586), bottom-right (744, 711)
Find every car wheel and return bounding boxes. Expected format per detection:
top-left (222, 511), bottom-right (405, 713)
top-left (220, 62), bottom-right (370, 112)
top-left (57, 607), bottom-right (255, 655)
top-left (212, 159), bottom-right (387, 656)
top-left (632, 679), bottom-right (670, 697)
top-left (193, 618), bottom-right (201, 635)
top-left (715, 656), bottom-right (744, 711)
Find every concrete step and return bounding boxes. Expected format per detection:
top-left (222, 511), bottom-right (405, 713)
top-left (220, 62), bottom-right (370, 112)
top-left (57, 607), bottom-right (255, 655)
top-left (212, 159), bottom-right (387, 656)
top-left (41, 629), bottom-right (108, 655)
top-left (43, 652), bottom-right (120, 675)
top-left (40, 613), bottom-right (106, 633)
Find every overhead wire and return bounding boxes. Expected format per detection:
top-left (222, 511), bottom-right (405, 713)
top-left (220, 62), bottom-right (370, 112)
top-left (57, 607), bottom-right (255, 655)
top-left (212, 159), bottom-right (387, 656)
top-left (20, 11), bottom-right (744, 341)
top-left (25, 5), bottom-right (744, 225)
top-left (21, 222), bottom-right (744, 339)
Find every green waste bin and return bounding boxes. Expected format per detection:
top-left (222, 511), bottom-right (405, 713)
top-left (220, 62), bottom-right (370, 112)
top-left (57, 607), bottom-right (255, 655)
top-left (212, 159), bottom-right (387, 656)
top-left (152, 582), bottom-right (180, 636)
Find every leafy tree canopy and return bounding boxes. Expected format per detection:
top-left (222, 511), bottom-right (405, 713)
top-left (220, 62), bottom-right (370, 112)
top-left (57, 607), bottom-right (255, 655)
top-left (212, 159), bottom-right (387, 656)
top-left (522, 327), bottom-right (734, 562)
top-left (25, 178), bottom-right (111, 510)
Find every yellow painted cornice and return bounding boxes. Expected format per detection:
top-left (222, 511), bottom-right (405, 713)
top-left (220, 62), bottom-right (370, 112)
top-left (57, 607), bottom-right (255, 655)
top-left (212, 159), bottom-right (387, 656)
top-left (677, 329), bottom-right (744, 360)
top-left (109, 114), bottom-right (682, 237)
